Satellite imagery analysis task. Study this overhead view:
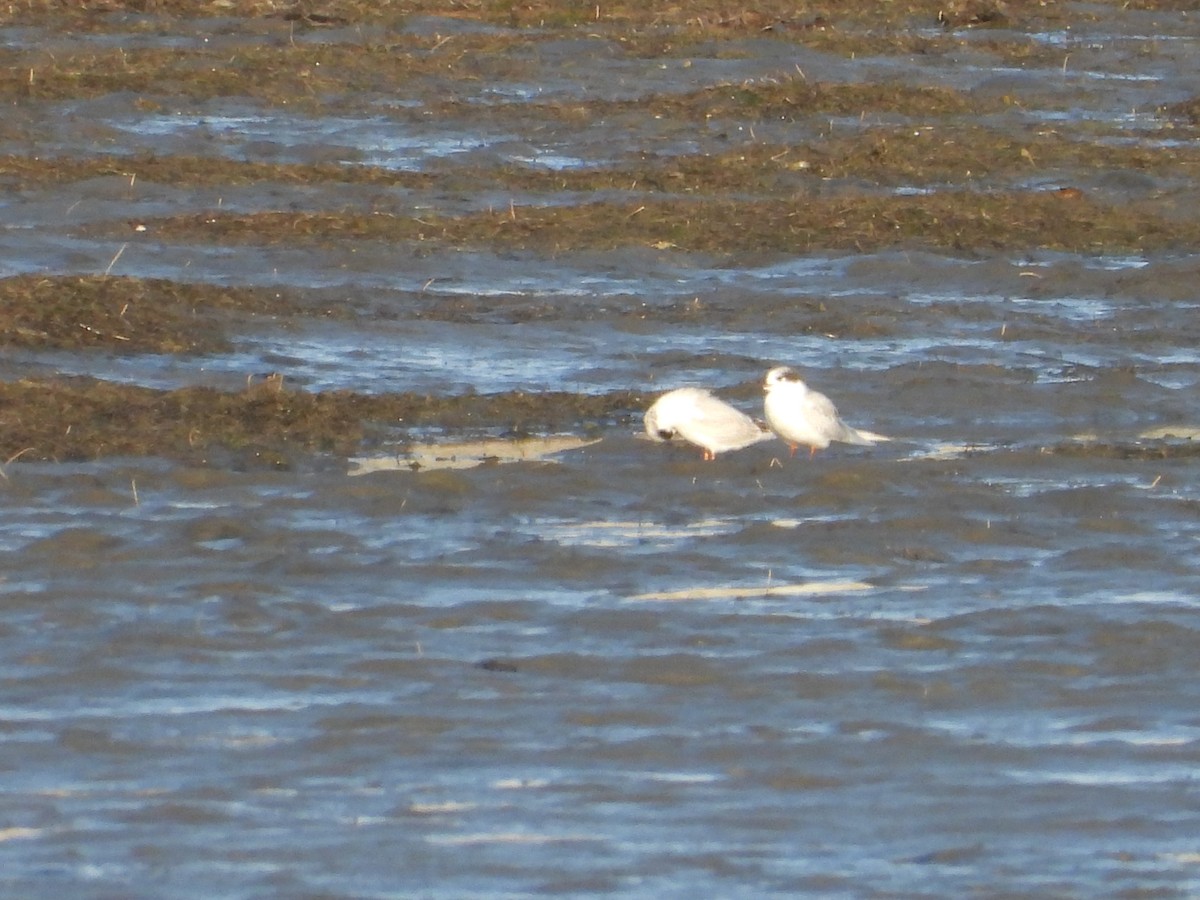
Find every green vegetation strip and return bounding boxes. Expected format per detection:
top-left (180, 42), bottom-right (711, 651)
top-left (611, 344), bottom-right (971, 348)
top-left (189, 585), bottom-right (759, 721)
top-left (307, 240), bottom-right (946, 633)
top-left (0, 0), bottom-right (1179, 31)
top-left (0, 377), bottom-right (640, 465)
top-left (0, 275), bottom-right (294, 353)
top-left (0, 35), bottom-right (1006, 112)
top-left (0, 153), bottom-right (437, 189)
top-left (2, 37), bottom-right (539, 104)
top-left (127, 191), bottom-right (1200, 255)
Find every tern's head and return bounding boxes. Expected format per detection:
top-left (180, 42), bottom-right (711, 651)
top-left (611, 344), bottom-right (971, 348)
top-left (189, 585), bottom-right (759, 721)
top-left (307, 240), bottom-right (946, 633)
top-left (643, 404), bottom-right (674, 442)
top-left (764, 366), bottom-right (805, 393)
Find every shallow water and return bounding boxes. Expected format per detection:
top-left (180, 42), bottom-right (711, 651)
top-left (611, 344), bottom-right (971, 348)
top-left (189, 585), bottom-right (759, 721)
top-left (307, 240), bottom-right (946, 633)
top-left (4, 6), bottom-right (1200, 898)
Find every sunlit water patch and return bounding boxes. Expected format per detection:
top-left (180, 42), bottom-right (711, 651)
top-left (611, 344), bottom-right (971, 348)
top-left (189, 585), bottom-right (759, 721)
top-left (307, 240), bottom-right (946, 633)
top-left (520, 516), bottom-right (744, 550)
top-left (102, 110), bottom-right (509, 170)
top-left (241, 320), bottom-right (650, 393)
top-left (907, 290), bottom-right (1118, 323)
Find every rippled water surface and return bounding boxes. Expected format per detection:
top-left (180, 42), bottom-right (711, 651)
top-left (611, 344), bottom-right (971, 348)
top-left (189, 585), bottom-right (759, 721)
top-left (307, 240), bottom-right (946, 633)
top-left (4, 6), bottom-right (1200, 898)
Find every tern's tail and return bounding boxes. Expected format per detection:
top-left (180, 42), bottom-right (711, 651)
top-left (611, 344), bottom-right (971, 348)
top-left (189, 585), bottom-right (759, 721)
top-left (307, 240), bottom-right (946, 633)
top-left (845, 427), bottom-right (890, 445)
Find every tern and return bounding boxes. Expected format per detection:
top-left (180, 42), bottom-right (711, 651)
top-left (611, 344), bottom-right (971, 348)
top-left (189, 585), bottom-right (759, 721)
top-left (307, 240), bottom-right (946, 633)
top-left (763, 366), bottom-right (890, 458)
top-left (644, 387), bottom-right (771, 461)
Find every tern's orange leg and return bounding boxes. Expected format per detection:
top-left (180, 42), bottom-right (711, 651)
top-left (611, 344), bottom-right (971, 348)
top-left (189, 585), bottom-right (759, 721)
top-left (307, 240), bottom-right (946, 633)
top-left (703, 449), bottom-right (714, 461)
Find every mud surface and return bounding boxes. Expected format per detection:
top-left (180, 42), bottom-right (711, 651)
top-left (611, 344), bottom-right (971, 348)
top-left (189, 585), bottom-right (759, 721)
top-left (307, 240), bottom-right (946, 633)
top-left (3, 2), bottom-right (1200, 897)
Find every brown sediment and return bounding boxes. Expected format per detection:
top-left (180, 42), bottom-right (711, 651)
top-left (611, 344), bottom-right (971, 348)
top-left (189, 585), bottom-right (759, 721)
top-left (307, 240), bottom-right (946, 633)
top-left (1167, 96), bottom-right (1200, 125)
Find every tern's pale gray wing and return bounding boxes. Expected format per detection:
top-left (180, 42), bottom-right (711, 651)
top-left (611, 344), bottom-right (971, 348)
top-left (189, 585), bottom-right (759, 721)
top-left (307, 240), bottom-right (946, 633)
top-left (810, 391), bottom-right (890, 445)
top-left (677, 392), bottom-right (770, 454)
top-left (802, 392), bottom-right (860, 444)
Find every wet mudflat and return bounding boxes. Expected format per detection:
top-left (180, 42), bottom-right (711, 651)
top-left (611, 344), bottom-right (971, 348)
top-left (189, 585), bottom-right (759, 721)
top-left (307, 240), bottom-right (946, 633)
top-left (3, 1), bottom-right (1200, 896)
